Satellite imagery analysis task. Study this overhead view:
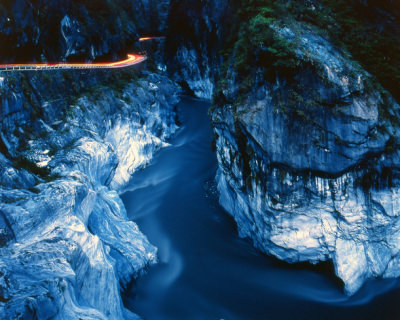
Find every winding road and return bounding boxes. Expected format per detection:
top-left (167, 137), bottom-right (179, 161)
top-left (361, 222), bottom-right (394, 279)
top-left (0, 37), bottom-right (163, 72)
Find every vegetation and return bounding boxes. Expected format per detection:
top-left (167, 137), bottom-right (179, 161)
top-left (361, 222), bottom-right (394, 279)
top-left (214, 1), bottom-right (301, 104)
top-left (12, 156), bottom-right (50, 178)
top-left (68, 67), bottom-right (139, 105)
top-left (215, 0), bottom-right (400, 105)
top-left (292, 0), bottom-right (400, 102)
top-left (12, 156), bottom-right (60, 182)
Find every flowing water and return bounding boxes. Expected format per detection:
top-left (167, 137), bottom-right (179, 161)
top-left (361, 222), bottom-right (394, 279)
top-left (122, 97), bottom-right (400, 320)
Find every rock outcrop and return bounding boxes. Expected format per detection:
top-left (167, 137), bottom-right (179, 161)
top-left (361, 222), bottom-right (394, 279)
top-left (165, 0), bottom-right (232, 99)
top-left (211, 20), bottom-right (400, 294)
top-left (0, 0), bottom-right (170, 63)
top-left (0, 70), bottom-right (180, 318)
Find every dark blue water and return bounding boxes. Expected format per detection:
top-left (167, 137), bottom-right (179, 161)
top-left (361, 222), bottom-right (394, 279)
top-left (122, 97), bottom-right (400, 320)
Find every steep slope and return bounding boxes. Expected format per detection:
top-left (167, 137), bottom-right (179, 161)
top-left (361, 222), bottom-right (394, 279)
top-left (165, 0), bottom-right (232, 98)
top-left (0, 0), bottom-right (170, 62)
top-left (0, 0), bottom-right (179, 318)
top-left (0, 69), bottom-right (180, 318)
top-left (210, 0), bottom-right (400, 294)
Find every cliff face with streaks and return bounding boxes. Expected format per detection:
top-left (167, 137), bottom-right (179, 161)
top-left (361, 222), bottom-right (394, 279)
top-left (165, 0), bottom-right (232, 99)
top-left (164, 0), bottom-right (400, 294)
top-left (209, 0), bottom-right (400, 294)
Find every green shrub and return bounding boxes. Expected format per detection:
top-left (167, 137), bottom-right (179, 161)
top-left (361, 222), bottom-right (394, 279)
top-left (215, 0), bottom-right (400, 109)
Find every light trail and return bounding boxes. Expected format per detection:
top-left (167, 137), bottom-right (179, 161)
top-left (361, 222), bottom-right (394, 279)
top-left (0, 36), bottom-right (165, 72)
top-left (0, 54), bottom-right (146, 72)
top-left (139, 36), bottom-right (166, 42)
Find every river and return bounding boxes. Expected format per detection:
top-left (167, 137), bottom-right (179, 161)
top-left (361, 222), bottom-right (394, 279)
top-left (122, 97), bottom-right (400, 320)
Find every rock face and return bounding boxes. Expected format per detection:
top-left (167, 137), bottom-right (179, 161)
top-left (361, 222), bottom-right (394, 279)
top-left (0, 0), bottom-right (170, 62)
top-left (0, 1), bottom-right (181, 318)
top-left (211, 22), bottom-right (400, 295)
top-left (0, 71), bottom-right (180, 318)
top-left (1, 1), bottom-right (400, 317)
top-left (165, 0), bottom-right (232, 99)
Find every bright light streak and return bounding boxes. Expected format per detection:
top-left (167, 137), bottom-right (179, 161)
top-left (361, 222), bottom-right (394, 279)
top-left (139, 36), bottom-right (165, 42)
top-left (0, 35), bottom-right (165, 71)
top-left (0, 54), bottom-right (147, 70)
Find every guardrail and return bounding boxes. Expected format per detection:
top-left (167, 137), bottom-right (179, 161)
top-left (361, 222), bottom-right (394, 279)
top-left (0, 35), bottom-right (166, 72)
top-left (0, 54), bottom-right (147, 72)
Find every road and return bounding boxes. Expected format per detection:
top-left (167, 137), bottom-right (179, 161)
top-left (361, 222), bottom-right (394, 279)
top-left (0, 37), bottom-right (164, 72)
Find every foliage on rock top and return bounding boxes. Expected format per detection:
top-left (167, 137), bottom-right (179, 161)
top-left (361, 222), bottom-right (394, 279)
top-left (213, 0), bottom-right (400, 107)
